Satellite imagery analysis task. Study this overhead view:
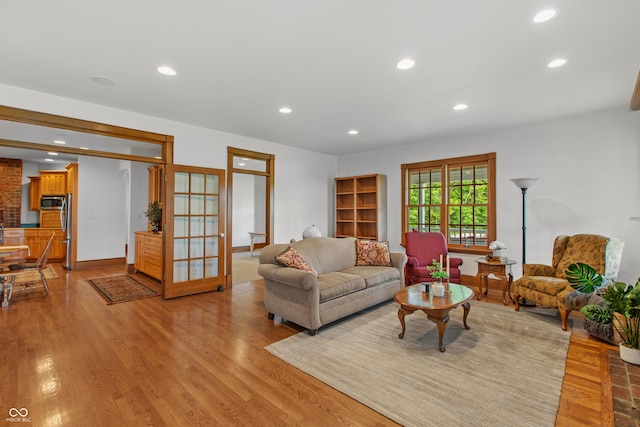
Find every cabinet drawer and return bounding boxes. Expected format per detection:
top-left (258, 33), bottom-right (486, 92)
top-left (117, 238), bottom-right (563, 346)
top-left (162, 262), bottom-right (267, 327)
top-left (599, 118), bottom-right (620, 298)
top-left (481, 263), bottom-right (504, 274)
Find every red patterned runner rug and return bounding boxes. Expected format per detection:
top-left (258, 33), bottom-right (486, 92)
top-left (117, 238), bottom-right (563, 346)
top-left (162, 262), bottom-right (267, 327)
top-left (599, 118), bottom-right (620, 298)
top-left (87, 275), bottom-right (159, 304)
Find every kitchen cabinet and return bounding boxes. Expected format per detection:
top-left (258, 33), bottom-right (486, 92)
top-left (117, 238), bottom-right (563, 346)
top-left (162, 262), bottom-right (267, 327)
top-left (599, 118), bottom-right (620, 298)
top-left (29, 176), bottom-right (41, 210)
top-left (134, 231), bottom-right (162, 281)
top-left (24, 229), bottom-right (64, 262)
top-left (40, 211), bottom-right (62, 228)
top-left (66, 163), bottom-right (77, 194)
top-left (40, 171), bottom-right (67, 195)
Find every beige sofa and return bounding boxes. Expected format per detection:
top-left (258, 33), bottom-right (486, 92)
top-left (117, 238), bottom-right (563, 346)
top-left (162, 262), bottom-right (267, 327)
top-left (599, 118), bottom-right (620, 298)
top-left (258, 237), bottom-right (407, 335)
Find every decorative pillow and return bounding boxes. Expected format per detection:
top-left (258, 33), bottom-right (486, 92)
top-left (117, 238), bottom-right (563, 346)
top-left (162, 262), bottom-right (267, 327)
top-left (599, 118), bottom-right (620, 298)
top-left (275, 247), bottom-right (317, 276)
top-left (555, 235), bottom-right (608, 279)
top-left (356, 240), bottom-right (392, 266)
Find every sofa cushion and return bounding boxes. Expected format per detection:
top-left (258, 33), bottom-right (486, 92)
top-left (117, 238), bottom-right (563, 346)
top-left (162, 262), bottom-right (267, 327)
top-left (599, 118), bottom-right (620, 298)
top-left (276, 247), bottom-right (318, 276)
top-left (290, 237), bottom-right (357, 275)
top-left (355, 240), bottom-right (392, 266)
top-left (317, 272), bottom-right (366, 302)
top-left (516, 275), bottom-right (569, 296)
top-left (555, 234), bottom-right (608, 279)
top-left (340, 266), bottom-right (400, 288)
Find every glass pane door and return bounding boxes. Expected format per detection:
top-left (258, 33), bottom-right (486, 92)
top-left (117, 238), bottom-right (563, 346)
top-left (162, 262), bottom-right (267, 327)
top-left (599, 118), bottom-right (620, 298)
top-left (163, 165), bottom-right (225, 298)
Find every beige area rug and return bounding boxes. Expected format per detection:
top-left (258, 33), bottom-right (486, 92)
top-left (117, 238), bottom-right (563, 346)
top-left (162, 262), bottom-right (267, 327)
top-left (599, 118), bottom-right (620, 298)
top-left (232, 254), bottom-right (262, 284)
top-left (13, 265), bottom-right (58, 285)
top-left (266, 301), bottom-right (571, 427)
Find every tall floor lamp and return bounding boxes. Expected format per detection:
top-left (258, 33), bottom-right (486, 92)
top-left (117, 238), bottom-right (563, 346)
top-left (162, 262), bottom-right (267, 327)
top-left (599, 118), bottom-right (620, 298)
top-left (511, 178), bottom-right (538, 306)
top-left (510, 178), bottom-right (538, 264)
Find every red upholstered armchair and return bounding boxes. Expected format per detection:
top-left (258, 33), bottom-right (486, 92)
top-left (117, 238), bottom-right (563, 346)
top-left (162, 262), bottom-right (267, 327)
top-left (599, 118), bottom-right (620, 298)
top-left (404, 231), bottom-right (463, 286)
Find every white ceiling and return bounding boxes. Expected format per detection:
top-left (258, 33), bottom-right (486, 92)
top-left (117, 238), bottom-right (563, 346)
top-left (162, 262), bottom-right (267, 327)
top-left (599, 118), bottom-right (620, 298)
top-left (0, 1), bottom-right (638, 157)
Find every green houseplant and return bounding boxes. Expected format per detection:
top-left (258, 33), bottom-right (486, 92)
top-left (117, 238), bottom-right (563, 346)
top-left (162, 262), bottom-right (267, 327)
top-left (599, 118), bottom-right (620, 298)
top-left (145, 201), bottom-right (162, 233)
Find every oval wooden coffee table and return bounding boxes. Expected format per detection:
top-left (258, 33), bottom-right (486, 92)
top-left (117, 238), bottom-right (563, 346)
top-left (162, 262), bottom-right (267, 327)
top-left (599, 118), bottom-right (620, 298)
top-left (393, 283), bottom-right (475, 352)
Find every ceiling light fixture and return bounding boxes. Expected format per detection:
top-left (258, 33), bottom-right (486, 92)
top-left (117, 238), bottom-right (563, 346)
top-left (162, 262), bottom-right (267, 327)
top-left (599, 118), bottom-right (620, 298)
top-left (157, 66), bottom-right (177, 76)
top-left (79, 147), bottom-right (89, 150)
top-left (91, 75), bottom-right (116, 86)
top-left (279, 107), bottom-right (292, 114)
top-left (548, 58), bottom-right (567, 68)
top-left (348, 130), bottom-right (359, 135)
top-left (47, 152), bottom-right (58, 156)
top-left (533, 9), bottom-right (556, 23)
top-left (397, 59), bottom-right (415, 70)
top-left (45, 158), bottom-right (54, 162)
top-left (453, 104), bottom-right (468, 111)
top-left (53, 136), bottom-right (66, 144)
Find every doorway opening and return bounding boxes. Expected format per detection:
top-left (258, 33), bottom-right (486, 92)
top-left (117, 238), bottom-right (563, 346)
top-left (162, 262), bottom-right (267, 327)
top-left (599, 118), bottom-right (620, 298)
top-left (226, 147), bottom-right (274, 286)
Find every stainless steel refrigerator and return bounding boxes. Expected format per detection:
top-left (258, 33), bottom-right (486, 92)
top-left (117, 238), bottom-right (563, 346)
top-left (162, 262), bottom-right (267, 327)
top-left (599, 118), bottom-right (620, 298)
top-left (60, 193), bottom-right (72, 270)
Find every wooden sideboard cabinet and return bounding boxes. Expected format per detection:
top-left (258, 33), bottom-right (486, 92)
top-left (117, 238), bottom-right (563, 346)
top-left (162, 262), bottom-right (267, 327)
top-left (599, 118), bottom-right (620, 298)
top-left (335, 174), bottom-right (387, 241)
top-left (134, 231), bottom-right (162, 281)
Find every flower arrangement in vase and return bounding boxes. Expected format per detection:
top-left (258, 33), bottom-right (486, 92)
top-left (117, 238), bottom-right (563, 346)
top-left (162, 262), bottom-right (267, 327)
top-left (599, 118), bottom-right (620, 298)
top-left (427, 257), bottom-right (450, 296)
top-left (489, 240), bottom-right (507, 259)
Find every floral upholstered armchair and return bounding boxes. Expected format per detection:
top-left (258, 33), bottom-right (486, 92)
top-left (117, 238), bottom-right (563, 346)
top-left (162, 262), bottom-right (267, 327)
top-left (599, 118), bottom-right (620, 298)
top-left (513, 234), bottom-right (625, 330)
top-left (404, 231), bottom-right (463, 286)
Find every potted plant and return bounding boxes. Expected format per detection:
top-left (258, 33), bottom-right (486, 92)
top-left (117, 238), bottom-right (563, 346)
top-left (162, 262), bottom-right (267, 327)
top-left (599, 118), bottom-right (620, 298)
top-left (427, 259), bottom-right (449, 296)
top-left (145, 201), bottom-right (162, 233)
top-left (601, 280), bottom-right (640, 363)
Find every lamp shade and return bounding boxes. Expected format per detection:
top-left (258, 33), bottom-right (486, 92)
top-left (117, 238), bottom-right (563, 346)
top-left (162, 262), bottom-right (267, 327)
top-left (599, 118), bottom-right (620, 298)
top-left (510, 178), bottom-right (538, 190)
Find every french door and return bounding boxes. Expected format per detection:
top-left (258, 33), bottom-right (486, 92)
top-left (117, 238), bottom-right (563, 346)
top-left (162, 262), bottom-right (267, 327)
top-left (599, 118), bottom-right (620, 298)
top-left (163, 165), bottom-right (226, 298)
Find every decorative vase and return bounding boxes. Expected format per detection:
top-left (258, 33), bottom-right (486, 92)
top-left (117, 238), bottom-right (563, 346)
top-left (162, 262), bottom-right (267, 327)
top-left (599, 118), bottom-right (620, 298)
top-left (432, 281), bottom-right (445, 297)
top-left (302, 224), bottom-right (321, 239)
top-left (619, 343), bottom-right (640, 365)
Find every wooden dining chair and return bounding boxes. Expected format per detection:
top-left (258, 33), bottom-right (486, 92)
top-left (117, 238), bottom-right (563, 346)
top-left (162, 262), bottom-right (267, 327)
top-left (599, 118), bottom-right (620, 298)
top-left (1, 231), bottom-right (55, 305)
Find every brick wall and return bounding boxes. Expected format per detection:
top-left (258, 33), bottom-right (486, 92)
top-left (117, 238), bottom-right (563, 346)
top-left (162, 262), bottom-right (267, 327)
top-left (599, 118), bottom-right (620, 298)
top-left (0, 157), bottom-right (22, 228)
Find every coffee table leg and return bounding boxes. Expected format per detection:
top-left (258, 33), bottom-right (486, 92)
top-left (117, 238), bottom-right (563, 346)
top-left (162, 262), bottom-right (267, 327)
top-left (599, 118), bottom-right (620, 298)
top-left (397, 307), bottom-right (408, 339)
top-left (461, 302), bottom-right (471, 330)
top-left (427, 312), bottom-right (450, 352)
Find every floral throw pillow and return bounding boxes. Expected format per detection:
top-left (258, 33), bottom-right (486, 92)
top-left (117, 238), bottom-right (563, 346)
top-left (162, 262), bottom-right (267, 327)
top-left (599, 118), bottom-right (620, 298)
top-left (275, 247), bottom-right (318, 276)
top-left (356, 240), bottom-right (392, 266)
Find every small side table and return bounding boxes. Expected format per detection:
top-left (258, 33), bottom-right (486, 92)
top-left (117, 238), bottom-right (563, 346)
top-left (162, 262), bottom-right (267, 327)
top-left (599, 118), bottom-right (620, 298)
top-left (248, 232), bottom-right (266, 256)
top-left (475, 257), bottom-right (517, 305)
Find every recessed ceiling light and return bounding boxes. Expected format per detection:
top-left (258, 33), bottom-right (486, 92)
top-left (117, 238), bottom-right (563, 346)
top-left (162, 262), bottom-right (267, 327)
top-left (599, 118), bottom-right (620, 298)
top-left (157, 66), bottom-right (177, 76)
top-left (154, 156), bottom-right (162, 159)
top-left (238, 163), bottom-right (246, 166)
top-left (47, 152), bottom-right (58, 156)
top-left (91, 75), bottom-right (116, 86)
top-left (397, 59), bottom-right (415, 70)
top-left (45, 158), bottom-right (54, 162)
top-left (279, 107), bottom-right (292, 114)
top-left (453, 104), bottom-right (468, 111)
top-left (79, 147), bottom-right (89, 150)
top-left (348, 130), bottom-right (359, 135)
top-left (53, 136), bottom-right (66, 144)
top-left (548, 58), bottom-right (567, 68)
top-left (533, 9), bottom-right (556, 23)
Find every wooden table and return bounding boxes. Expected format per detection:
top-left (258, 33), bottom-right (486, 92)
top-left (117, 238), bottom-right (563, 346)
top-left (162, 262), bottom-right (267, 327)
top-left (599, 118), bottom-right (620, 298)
top-left (475, 257), bottom-right (517, 305)
top-left (393, 283), bottom-right (474, 352)
top-left (248, 232), bottom-right (266, 256)
top-left (0, 244), bottom-right (30, 306)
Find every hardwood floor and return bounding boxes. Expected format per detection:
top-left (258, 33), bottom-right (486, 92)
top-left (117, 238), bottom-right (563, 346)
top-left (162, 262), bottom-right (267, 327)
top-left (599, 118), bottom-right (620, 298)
top-left (0, 264), bottom-right (615, 426)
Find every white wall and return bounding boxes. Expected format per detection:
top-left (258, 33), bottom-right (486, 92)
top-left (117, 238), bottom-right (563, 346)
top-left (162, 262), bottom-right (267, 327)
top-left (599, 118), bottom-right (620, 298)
top-left (76, 156), bottom-right (128, 261)
top-left (232, 173), bottom-right (255, 247)
top-left (2, 83), bottom-right (338, 257)
top-left (338, 107), bottom-right (640, 284)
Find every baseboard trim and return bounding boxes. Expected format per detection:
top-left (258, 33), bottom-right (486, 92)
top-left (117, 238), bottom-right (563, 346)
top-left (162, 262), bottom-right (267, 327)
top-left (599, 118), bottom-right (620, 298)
top-left (74, 257), bottom-right (127, 270)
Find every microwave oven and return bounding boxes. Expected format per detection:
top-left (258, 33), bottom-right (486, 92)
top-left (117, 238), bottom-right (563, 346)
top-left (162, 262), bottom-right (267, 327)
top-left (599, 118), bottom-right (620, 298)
top-left (40, 195), bottom-right (65, 210)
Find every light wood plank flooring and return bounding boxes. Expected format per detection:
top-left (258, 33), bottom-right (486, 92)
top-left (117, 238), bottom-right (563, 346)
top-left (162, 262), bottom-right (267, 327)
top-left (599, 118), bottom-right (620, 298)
top-left (0, 264), bottom-right (614, 426)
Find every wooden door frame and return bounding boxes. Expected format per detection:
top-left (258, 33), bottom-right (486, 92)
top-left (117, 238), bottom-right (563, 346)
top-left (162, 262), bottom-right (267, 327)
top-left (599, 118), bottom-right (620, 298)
top-left (226, 147), bottom-right (274, 286)
top-left (0, 105), bottom-right (174, 271)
